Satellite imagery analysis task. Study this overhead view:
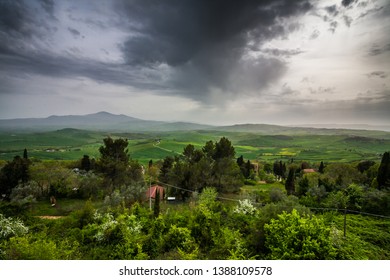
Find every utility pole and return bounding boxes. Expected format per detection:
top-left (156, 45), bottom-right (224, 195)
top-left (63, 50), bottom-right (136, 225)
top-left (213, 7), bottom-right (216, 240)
top-left (149, 161), bottom-right (152, 211)
top-left (343, 207), bottom-right (347, 238)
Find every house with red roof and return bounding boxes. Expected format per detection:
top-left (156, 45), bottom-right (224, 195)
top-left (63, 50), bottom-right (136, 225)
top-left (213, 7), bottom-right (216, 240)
top-left (145, 185), bottom-right (165, 200)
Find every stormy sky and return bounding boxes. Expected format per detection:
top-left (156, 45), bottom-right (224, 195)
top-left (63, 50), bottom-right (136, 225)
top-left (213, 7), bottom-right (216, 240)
top-left (0, 0), bottom-right (389, 126)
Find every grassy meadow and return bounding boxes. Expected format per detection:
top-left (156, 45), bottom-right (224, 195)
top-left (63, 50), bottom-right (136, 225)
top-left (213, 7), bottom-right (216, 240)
top-left (1, 128), bottom-right (389, 165)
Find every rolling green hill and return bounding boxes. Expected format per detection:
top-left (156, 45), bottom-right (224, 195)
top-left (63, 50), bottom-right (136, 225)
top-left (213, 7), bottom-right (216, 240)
top-left (1, 127), bottom-right (389, 164)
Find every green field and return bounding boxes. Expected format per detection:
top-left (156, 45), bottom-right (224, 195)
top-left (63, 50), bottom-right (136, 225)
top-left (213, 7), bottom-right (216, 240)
top-left (1, 128), bottom-right (389, 164)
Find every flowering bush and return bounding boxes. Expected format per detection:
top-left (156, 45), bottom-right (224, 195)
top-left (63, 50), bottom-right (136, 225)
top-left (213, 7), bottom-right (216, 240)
top-left (0, 214), bottom-right (28, 240)
top-left (233, 199), bottom-right (257, 215)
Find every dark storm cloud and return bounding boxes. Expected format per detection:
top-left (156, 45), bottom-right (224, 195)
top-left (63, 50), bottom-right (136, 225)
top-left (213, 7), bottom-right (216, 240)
top-left (116, 0), bottom-right (312, 102)
top-left (0, 0), bottom-right (31, 36)
top-left (342, 0), bottom-right (357, 8)
top-left (118, 0), bottom-right (312, 66)
top-left (0, 0), bottom-right (57, 56)
top-left (39, 0), bottom-right (55, 15)
top-left (0, 0), bottom-right (313, 104)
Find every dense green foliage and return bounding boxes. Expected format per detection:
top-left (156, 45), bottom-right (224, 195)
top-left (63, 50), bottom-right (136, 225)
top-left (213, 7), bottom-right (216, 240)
top-left (0, 132), bottom-right (389, 260)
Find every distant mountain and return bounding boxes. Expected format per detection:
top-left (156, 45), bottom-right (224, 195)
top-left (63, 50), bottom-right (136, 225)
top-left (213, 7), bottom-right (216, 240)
top-left (0, 112), bottom-right (213, 132)
top-left (292, 123), bottom-right (390, 132)
top-left (0, 112), bottom-right (389, 138)
top-left (213, 123), bottom-right (390, 138)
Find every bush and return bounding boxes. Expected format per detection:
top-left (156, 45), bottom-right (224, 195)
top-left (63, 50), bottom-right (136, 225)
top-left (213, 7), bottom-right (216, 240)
top-left (2, 233), bottom-right (80, 260)
top-left (264, 209), bottom-right (336, 260)
top-left (233, 199), bottom-right (257, 215)
top-left (0, 214), bottom-right (28, 240)
top-left (10, 181), bottom-right (42, 204)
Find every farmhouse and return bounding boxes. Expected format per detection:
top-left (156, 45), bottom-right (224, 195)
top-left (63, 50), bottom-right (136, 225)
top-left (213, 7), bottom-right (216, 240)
top-left (145, 185), bottom-right (165, 200)
top-left (303, 168), bottom-right (316, 174)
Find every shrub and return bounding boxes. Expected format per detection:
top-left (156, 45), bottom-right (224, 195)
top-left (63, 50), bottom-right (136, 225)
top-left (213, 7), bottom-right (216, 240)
top-left (2, 233), bottom-right (80, 260)
top-left (10, 181), bottom-right (42, 204)
top-left (0, 214), bottom-right (28, 240)
top-left (264, 209), bottom-right (336, 260)
top-left (233, 199), bottom-right (257, 216)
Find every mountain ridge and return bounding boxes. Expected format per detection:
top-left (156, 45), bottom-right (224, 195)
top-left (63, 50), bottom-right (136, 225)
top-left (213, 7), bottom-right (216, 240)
top-left (0, 112), bottom-right (389, 136)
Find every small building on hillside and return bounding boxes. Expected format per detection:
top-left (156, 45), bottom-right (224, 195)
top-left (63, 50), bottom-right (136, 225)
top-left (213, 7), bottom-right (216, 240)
top-left (303, 168), bottom-right (316, 174)
top-left (145, 185), bottom-right (165, 200)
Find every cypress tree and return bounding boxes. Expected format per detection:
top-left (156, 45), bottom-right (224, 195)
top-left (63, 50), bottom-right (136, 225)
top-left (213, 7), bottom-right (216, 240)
top-left (23, 148), bottom-right (28, 160)
top-left (153, 189), bottom-right (161, 218)
top-left (377, 152), bottom-right (390, 189)
top-left (285, 168), bottom-right (296, 195)
top-left (319, 161), bottom-right (325, 174)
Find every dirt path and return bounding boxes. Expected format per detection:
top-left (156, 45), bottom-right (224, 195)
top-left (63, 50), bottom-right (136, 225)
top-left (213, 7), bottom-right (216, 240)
top-left (36, 216), bottom-right (64, 219)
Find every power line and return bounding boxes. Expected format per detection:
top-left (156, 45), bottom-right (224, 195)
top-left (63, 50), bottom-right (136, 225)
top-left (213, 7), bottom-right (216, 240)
top-left (154, 181), bottom-right (390, 219)
top-left (156, 180), bottom-right (241, 202)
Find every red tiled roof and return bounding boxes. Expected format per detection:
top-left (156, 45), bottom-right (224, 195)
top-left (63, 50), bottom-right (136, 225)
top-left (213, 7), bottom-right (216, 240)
top-left (146, 185), bottom-right (165, 199)
top-left (303, 168), bottom-right (316, 173)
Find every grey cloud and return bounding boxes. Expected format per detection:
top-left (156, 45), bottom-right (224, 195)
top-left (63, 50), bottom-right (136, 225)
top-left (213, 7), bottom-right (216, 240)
top-left (116, 0), bottom-right (312, 102)
top-left (329, 21), bottom-right (339, 33)
top-left (309, 86), bottom-right (336, 95)
top-left (39, 0), bottom-right (55, 15)
top-left (67, 27), bottom-right (81, 37)
top-left (325, 5), bottom-right (339, 16)
top-left (342, 0), bottom-right (357, 8)
top-left (310, 29), bottom-right (320, 39)
top-left (0, 0), bottom-right (32, 36)
top-left (358, 6), bottom-right (385, 19)
top-left (261, 48), bottom-right (305, 58)
top-left (0, 0), bottom-right (313, 105)
top-left (368, 43), bottom-right (390, 56)
top-left (366, 71), bottom-right (388, 79)
top-left (343, 15), bottom-right (353, 27)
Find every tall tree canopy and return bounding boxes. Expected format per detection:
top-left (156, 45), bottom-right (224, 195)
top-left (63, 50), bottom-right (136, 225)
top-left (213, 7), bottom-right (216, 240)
top-left (160, 137), bottom-right (243, 199)
top-left (98, 137), bottom-right (142, 187)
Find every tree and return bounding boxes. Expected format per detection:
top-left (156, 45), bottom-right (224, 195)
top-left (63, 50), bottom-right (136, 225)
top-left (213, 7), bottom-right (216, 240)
top-left (237, 156), bottom-right (253, 179)
top-left (159, 156), bottom-right (174, 183)
top-left (23, 148), bottom-right (28, 160)
top-left (285, 168), bottom-right (296, 195)
top-left (264, 209), bottom-right (336, 260)
top-left (202, 140), bottom-right (215, 159)
top-left (97, 137), bottom-right (141, 187)
top-left (0, 156), bottom-right (30, 198)
top-left (297, 176), bottom-right (309, 197)
top-left (273, 161), bottom-right (281, 179)
top-left (214, 137), bottom-right (235, 160)
top-left (319, 161), bottom-right (325, 174)
top-left (212, 157), bottom-right (243, 193)
top-left (99, 137), bottom-right (129, 164)
top-left (153, 189), bottom-right (160, 218)
top-left (237, 155), bottom-right (244, 167)
top-left (377, 152), bottom-right (390, 189)
top-left (80, 155), bottom-right (91, 171)
top-left (357, 160), bottom-right (375, 173)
